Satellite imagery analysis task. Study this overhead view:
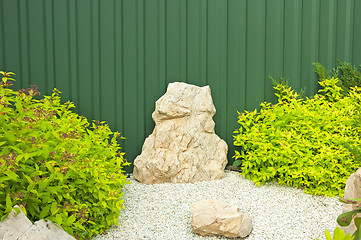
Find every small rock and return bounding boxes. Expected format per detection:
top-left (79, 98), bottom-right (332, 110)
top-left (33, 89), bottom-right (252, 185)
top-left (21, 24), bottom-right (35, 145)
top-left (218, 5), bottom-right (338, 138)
top-left (19, 219), bottom-right (75, 240)
top-left (0, 205), bottom-right (75, 240)
top-left (191, 199), bottom-right (253, 238)
top-left (0, 205), bottom-right (32, 239)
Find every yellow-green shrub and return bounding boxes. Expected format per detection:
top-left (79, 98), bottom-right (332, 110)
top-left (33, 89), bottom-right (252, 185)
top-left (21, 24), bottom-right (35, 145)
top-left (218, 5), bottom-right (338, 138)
top-left (0, 72), bottom-right (130, 239)
top-left (233, 77), bottom-right (361, 197)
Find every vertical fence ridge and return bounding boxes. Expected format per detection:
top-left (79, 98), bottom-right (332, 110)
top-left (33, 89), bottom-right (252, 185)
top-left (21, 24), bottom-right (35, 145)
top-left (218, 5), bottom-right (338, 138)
top-left (0, 0), bottom-right (5, 69)
top-left (66, 0), bottom-right (72, 103)
top-left (225, 0), bottom-right (229, 143)
top-left (262, 1), bottom-right (269, 102)
top-left (113, 0), bottom-right (117, 130)
top-left (50, 0), bottom-right (56, 91)
top-left (120, 0), bottom-right (125, 134)
top-left (74, 0), bottom-right (80, 109)
top-left (136, 0), bottom-right (145, 155)
top-left (184, 0), bottom-right (188, 82)
top-left (0, 0), bottom-right (2, 67)
top-left (17, 0), bottom-right (23, 88)
top-left (353, 0), bottom-right (361, 64)
top-left (97, 0), bottom-right (101, 120)
top-left (135, 0), bottom-right (140, 148)
top-left (42, 0), bottom-right (48, 92)
top-left (25, 0), bottom-right (31, 87)
top-left (142, 0), bottom-right (146, 141)
top-left (205, 0), bottom-right (208, 86)
top-left (244, 0), bottom-right (248, 108)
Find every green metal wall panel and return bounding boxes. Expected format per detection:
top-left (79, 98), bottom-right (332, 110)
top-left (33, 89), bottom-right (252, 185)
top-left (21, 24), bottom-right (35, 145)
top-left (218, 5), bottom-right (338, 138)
top-left (1, 0), bottom-right (361, 172)
top-left (265, 0), bottom-right (284, 103)
top-left (301, 0), bottom-right (320, 95)
top-left (284, 1), bottom-right (302, 90)
top-left (226, 0), bottom-right (247, 154)
top-left (246, 1), bottom-right (266, 111)
top-left (319, 0), bottom-right (337, 70)
top-left (353, 0), bottom-right (361, 64)
top-left (187, 0), bottom-right (207, 86)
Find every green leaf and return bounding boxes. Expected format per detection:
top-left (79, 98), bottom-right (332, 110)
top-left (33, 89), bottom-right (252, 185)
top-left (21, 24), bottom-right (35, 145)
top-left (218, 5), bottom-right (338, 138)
top-left (5, 195), bottom-right (12, 213)
top-left (338, 209), bottom-right (361, 227)
top-left (19, 205), bottom-right (27, 216)
top-left (14, 207), bottom-right (21, 216)
top-left (41, 192), bottom-right (51, 204)
top-left (73, 221), bottom-right (86, 230)
top-left (233, 160), bottom-right (242, 167)
top-left (55, 214), bottom-right (62, 225)
top-left (64, 214), bottom-right (76, 226)
top-left (39, 205), bottom-right (51, 219)
top-left (23, 174), bottom-right (33, 185)
top-left (5, 171), bottom-right (19, 180)
top-left (334, 227), bottom-right (345, 239)
top-left (325, 229), bottom-right (332, 240)
top-left (4, 132), bottom-right (16, 144)
top-left (50, 201), bottom-right (58, 215)
top-left (45, 162), bottom-right (54, 173)
top-left (340, 198), bottom-right (361, 205)
top-left (38, 180), bottom-right (48, 192)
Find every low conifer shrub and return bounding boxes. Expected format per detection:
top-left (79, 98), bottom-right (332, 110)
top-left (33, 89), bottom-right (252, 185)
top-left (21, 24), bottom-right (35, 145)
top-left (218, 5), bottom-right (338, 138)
top-left (314, 60), bottom-right (361, 96)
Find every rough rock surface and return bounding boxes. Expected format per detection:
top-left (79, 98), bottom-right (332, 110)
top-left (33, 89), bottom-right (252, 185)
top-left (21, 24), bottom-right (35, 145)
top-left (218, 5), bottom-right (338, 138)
top-left (191, 199), bottom-right (253, 238)
top-left (340, 168), bottom-right (361, 235)
top-left (0, 205), bottom-right (75, 240)
top-left (0, 206), bottom-right (32, 240)
top-left (133, 82), bottom-right (228, 184)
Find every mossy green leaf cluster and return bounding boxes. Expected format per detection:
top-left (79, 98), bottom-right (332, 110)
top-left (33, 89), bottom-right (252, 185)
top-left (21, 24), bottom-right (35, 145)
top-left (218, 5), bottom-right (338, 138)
top-left (0, 72), bottom-right (130, 240)
top-left (233, 77), bottom-right (361, 197)
top-left (314, 60), bottom-right (361, 96)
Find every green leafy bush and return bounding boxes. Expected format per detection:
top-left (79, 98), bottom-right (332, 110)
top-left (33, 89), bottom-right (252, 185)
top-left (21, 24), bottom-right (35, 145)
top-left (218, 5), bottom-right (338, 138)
top-left (0, 72), bottom-right (130, 239)
top-left (233, 77), bottom-right (361, 197)
top-left (314, 61), bottom-right (361, 96)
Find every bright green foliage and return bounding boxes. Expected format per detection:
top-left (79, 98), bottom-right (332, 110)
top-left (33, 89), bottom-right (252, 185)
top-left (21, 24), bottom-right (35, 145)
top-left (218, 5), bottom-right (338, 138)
top-left (233, 77), bottom-right (361, 197)
top-left (271, 77), bottom-right (306, 102)
top-left (314, 61), bottom-right (361, 96)
top-left (312, 227), bottom-right (354, 240)
top-left (0, 72), bottom-right (130, 240)
top-left (323, 227), bottom-right (355, 240)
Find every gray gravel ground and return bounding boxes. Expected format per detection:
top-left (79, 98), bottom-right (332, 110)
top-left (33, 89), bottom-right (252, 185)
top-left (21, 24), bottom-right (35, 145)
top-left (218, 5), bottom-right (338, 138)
top-left (93, 171), bottom-right (342, 240)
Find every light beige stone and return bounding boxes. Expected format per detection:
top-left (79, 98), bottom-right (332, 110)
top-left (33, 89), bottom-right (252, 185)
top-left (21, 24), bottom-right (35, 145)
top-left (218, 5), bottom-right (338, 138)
top-left (133, 82), bottom-right (228, 184)
top-left (0, 205), bottom-right (75, 240)
top-left (191, 199), bottom-right (253, 238)
top-left (340, 168), bottom-right (361, 235)
top-left (19, 219), bottom-right (75, 240)
top-left (0, 205), bottom-right (32, 239)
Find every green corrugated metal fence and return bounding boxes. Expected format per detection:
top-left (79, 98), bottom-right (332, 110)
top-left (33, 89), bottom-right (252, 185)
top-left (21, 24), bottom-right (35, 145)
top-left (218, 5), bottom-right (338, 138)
top-left (1, 0), bottom-right (361, 172)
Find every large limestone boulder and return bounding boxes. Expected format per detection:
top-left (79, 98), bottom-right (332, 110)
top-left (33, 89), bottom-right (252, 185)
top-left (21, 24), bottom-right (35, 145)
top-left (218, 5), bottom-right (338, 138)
top-left (340, 168), bottom-right (361, 235)
top-left (191, 199), bottom-right (253, 238)
top-left (0, 205), bottom-right (75, 240)
top-left (133, 82), bottom-right (228, 184)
